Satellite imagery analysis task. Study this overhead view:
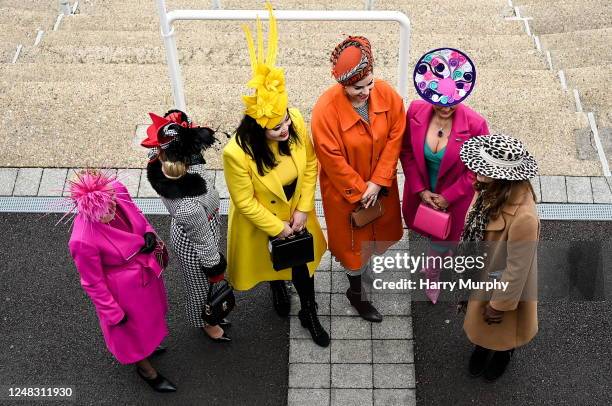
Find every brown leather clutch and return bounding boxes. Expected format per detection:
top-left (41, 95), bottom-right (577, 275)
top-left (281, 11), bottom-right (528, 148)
top-left (350, 200), bottom-right (384, 228)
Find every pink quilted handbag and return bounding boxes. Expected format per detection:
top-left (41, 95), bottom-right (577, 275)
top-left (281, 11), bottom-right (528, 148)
top-left (412, 203), bottom-right (452, 240)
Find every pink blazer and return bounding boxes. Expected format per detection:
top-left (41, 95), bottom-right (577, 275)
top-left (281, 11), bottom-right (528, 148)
top-left (400, 100), bottom-right (489, 242)
top-left (69, 182), bottom-right (167, 364)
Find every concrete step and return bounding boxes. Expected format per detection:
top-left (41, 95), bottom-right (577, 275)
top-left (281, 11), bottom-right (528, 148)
top-left (549, 44), bottom-right (612, 70)
top-left (0, 63), bottom-right (563, 90)
top-left (80, 0), bottom-right (510, 14)
top-left (1, 44), bottom-right (19, 63)
top-left (0, 7), bottom-right (57, 30)
top-left (540, 27), bottom-right (612, 51)
top-left (3, 80), bottom-right (574, 117)
top-left (517, 0), bottom-right (612, 34)
top-left (39, 29), bottom-right (537, 53)
top-left (3, 96), bottom-right (599, 175)
top-left (5, 25), bottom-right (41, 45)
top-left (565, 67), bottom-right (612, 113)
top-left (60, 13), bottom-right (525, 35)
top-left (0, 0), bottom-right (59, 12)
top-left (19, 42), bottom-right (548, 70)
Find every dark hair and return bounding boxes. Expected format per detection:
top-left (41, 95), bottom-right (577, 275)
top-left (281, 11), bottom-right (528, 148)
top-left (474, 179), bottom-right (536, 219)
top-left (161, 109), bottom-right (217, 163)
top-left (235, 113), bottom-right (301, 176)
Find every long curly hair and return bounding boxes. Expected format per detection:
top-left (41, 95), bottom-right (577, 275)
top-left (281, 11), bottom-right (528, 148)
top-left (474, 179), bottom-right (536, 219)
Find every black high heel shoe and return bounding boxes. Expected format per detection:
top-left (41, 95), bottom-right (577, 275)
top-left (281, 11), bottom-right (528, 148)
top-left (202, 326), bottom-right (232, 343)
top-left (152, 345), bottom-right (167, 356)
top-left (136, 368), bottom-right (177, 392)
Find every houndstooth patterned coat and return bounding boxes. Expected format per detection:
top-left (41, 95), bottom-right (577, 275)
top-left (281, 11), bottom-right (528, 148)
top-left (147, 160), bottom-right (222, 327)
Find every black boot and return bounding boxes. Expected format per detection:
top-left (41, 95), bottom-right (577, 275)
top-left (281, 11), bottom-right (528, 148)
top-left (269, 280), bottom-right (291, 317)
top-left (346, 288), bottom-right (383, 322)
top-left (298, 302), bottom-right (330, 347)
top-left (136, 368), bottom-right (177, 393)
top-left (483, 349), bottom-right (514, 382)
top-left (468, 345), bottom-right (491, 377)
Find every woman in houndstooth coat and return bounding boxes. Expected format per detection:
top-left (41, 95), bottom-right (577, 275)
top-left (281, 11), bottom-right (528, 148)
top-left (143, 110), bottom-right (231, 342)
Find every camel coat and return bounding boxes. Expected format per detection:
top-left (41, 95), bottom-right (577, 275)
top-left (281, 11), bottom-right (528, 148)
top-left (223, 108), bottom-right (327, 291)
top-left (463, 182), bottom-right (540, 351)
top-left (311, 79), bottom-right (405, 270)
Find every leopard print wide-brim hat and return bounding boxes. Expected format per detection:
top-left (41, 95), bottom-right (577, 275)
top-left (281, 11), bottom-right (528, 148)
top-left (460, 134), bottom-right (539, 180)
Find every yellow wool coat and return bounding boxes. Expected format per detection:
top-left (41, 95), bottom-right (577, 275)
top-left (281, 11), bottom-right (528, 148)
top-left (463, 182), bottom-right (540, 351)
top-left (223, 108), bottom-right (327, 291)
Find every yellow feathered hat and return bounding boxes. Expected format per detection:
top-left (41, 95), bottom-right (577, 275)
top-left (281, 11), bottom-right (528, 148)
top-left (242, 2), bottom-right (288, 129)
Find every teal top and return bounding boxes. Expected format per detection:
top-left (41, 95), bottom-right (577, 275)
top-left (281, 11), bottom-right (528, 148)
top-left (424, 142), bottom-right (446, 192)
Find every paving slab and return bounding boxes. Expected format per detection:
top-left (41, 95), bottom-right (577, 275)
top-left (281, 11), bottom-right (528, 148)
top-left (331, 364), bottom-right (373, 388)
top-left (331, 339), bottom-right (372, 363)
top-left (330, 316), bottom-right (372, 340)
top-left (373, 340), bottom-right (414, 364)
top-left (37, 168), bottom-right (67, 196)
top-left (290, 338), bottom-right (331, 363)
top-left (540, 175), bottom-right (567, 203)
top-left (331, 388), bottom-right (374, 406)
top-left (291, 316), bottom-right (331, 339)
top-left (530, 176), bottom-right (542, 203)
top-left (116, 168), bottom-right (142, 197)
top-left (12, 168), bottom-right (42, 196)
top-left (0, 168), bottom-right (18, 196)
top-left (590, 177), bottom-right (612, 204)
top-left (137, 169), bottom-right (158, 197)
top-left (372, 364), bottom-right (415, 389)
top-left (565, 176), bottom-right (593, 203)
top-left (288, 388), bottom-right (330, 406)
top-left (289, 363), bottom-right (331, 389)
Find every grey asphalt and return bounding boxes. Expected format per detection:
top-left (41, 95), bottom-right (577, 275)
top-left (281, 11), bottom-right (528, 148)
top-left (0, 214), bottom-right (288, 406)
top-left (412, 221), bottom-right (612, 406)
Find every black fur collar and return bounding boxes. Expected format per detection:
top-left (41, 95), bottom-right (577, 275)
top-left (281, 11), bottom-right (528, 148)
top-left (146, 159), bottom-right (207, 199)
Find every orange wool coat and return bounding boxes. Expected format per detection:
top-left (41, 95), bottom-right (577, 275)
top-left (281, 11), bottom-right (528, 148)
top-left (311, 79), bottom-right (406, 270)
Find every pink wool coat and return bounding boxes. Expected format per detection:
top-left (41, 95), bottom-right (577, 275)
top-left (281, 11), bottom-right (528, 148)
top-left (69, 182), bottom-right (168, 364)
top-left (400, 100), bottom-right (489, 242)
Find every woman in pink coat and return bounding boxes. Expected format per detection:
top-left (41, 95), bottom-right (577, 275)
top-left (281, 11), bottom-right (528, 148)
top-left (400, 48), bottom-right (489, 303)
top-left (67, 170), bottom-right (176, 392)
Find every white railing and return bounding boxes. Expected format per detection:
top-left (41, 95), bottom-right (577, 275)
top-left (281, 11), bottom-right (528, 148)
top-left (155, 0), bottom-right (411, 113)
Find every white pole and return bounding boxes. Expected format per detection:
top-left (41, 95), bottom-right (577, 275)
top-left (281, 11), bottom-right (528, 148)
top-left (156, 0), bottom-right (187, 112)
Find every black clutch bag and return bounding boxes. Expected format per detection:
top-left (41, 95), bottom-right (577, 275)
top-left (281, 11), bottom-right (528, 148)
top-left (202, 280), bottom-right (235, 326)
top-left (269, 229), bottom-right (315, 271)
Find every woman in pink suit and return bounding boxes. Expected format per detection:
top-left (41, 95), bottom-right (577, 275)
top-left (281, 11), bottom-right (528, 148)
top-left (67, 170), bottom-right (176, 392)
top-left (400, 48), bottom-right (489, 303)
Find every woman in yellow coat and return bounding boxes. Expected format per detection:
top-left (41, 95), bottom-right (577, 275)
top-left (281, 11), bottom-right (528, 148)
top-left (223, 4), bottom-right (329, 347)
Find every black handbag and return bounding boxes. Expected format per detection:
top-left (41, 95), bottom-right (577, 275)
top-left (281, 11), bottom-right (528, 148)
top-left (201, 280), bottom-right (235, 326)
top-left (269, 229), bottom-right (315, 271)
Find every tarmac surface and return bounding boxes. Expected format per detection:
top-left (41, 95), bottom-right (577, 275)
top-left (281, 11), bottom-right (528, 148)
top-left (412, 220), bottom-right (612, 405)
top-left (0, 214), bottom-right (610, 405)
top-left (0, 214), bottom-right (288, 406)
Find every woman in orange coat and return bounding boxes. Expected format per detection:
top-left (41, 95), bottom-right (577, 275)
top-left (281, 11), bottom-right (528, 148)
top-left (311, 36), bottom-right (405, 322)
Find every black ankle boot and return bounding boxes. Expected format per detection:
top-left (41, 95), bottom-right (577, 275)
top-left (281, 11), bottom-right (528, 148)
top-left (270, 281), bottom-right (291, 317)
top-left (483, 349), bottom-right (514, 382)
top-left (345, 288), bottom-right (383, 322)
top-left (468, 345), bottom-right (491, 377)
top-left (298, 302), bottom-right (330, 347)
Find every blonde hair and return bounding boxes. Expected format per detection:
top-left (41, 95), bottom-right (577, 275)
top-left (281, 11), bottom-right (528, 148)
top-left (159, 151), bottom-right (187, 179)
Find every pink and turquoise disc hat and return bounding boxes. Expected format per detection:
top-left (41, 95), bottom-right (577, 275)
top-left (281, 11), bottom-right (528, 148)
top-left (413, 47), bottom-right (476, 106)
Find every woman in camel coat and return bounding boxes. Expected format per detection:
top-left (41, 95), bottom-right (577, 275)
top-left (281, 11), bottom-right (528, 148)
top-left (458, 134), bottom-right (540, 382)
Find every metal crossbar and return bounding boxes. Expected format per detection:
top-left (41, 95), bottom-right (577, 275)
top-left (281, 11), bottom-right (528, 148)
top-left (155, 0), bottom-right (411, 112)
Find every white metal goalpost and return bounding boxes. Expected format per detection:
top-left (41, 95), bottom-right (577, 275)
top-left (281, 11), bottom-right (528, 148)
top-left (155, 0), bottom-right (411, 113)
